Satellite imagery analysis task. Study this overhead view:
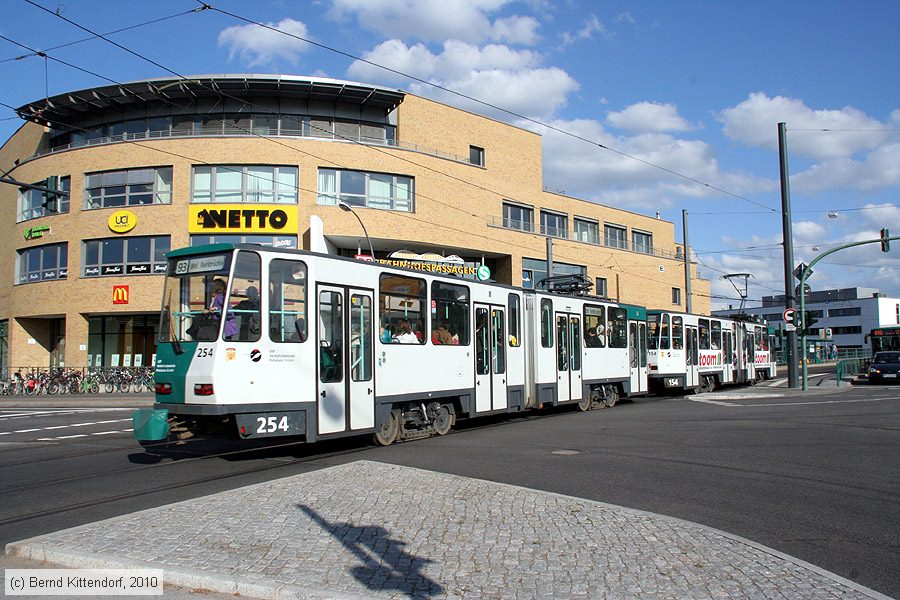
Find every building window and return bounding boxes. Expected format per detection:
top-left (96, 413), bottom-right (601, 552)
top-left (83, 236), bottom-right (170, 277)
top-left (831, 326), bottom-right (862, 335)
top-left (190, 235), bottom-right (297, 249)
top-left (632, 230), bottom-right (653, 254)
top-left (0, 320), bottom-right (7, 376)
top-left (828, 307), bottom-right (862, 317)
top-left (17, 176), bottom-right (70, 222)
top-left (502, 202), bottom-right (534, 232)
top-left (317, 169), bottom-right (413, 212)
top-left (17, 243), bottom-right (68, 284)
top-left (573, 218), bottom-right (600, 244)
top-left (540, 210), bottom-right (568, 238)
top-left (192, 165), bottom-right (298, 204)
top-left (85, 168), bottom-right (172, 209)
top-left (604, 224), bottom-right (627, 249)
top-left (523, 257), bottom-right (585, 290)
top-left (672, 287), bottom-right (681, 305)
top-left (469, 145), bottom-right (485, 167)
top-left (595, 277), bottom-right (608, 298)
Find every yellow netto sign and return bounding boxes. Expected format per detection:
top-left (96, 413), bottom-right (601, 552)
top-left (188, 204), bottom-right (299, 234)
top-left (377, 259), bottom-right (477, 276)
top-left (108, 210), bottom-right (138, 234)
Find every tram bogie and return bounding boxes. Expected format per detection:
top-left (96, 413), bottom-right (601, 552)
top-left (137, 244), bottom-right (774, 449)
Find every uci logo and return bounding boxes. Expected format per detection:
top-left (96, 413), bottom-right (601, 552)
top-left (108, 210), bottom-right (138, 233)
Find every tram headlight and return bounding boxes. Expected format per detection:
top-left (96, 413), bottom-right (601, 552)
top-left (194, 383), bottom-right (215, 396)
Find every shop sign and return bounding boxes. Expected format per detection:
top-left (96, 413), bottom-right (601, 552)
top-left (112, 285), bottom-right (130, 305)
top-left (188, 204), bottom-right (298, 234)
top-left (24, 224), bottom-right (50, 240)
top-left (108, 210), bottom-right (138, 234)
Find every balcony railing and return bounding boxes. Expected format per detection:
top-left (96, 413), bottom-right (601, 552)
top-left (490, 216), bottom-right (683, 260)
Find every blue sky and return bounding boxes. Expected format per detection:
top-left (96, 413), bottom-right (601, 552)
top-left (1, 0), bottom-right (898, 310)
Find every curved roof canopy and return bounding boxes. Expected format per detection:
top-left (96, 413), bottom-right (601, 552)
top-left (16, 74), bottom-right (406, 127)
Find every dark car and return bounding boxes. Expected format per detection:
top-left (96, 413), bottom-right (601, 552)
top-left (867, 351), bottom-right (900, 383)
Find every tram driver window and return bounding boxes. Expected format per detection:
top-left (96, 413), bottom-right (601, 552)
top-left (224, 251), bottom-right (261, 343)
top-left (269, 259), bottom-right (307, 343)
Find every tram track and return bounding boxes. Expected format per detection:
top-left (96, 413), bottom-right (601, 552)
top-left (0, 437), bottom-right (372, 529)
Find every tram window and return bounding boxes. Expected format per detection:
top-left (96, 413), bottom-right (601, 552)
top-left (268, 259), bottom-right (307, 343)
top-left (756, 327), bottom-right (766, 350)
top-left (711, 320), bottom-right (722, 350)
top-left (431, 281), bottom-right (469, 346)
top-left (584, 304), bottom-right (606, 348)
top-left (319, 291), bottom-right (343, 383)
top-left (540, 299), bottom-right (553, 348)
top-left (570, 317), bottom-right (581, 370)
top-left (350, 294), bottom-right (372, 382)
top-left (508, 294), bottom-right (521, 347)
top-left (608, 308), bottom-right (628, 349)
top-left (698, 319), bottom-right (710, 350)
top-left (492, 309), bottom-right (506, 374)
top-left (672, 316), bottom-right (684, 350)
top-left (224, 251), bottom-right (261, 342)
top-left (660, 314), bottom-right (670, 350)
top-left (475, 307), bottom-right (490, 375)
top-left (379, 274), bottom-right (425, 344)
top-left (556, 315), bottom-right (569, 370)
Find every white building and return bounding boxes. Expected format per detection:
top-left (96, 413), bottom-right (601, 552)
top-left (714, 287), bottom-right (900, 351)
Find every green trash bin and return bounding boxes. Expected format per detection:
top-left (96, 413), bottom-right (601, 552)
top-left (133, 408), bottom-right (169, 441)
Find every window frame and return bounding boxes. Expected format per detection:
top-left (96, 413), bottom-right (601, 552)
top-left (191, 165), bottom-right (299, 204)
top-left (84, 167), bottom-right (172, 209)
top-left (17, 176), bottom-right (71, 222)
top-left (316, 168), bottom-right (414, 212)
top-left (82, 236), bottom-right (170, 277)
top-left (540, 210), bottom-right (568, 238)
top-left (631, 229), bottom-right (654, 254)
top-left (502, 201), bottom-right (534, 233)
top-left (573, 217), bottom-right (600, 244)
top-left (469, 145), bottom-right (485, 167)
top-left (17, 243), bottom-right (68, 284)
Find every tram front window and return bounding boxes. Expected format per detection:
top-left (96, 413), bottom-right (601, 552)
top-left (160, 252), bottom-right (234, 343)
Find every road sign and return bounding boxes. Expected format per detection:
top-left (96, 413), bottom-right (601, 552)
top-left (793, 262), bottom-right (812, 280)
top-left (782, 307), bottom-right (796, 325)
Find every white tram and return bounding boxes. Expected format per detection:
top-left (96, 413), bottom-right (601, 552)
top-left (646, 311), bottom-right (776, 393)
top-left (139, 244), bottom-right (647, 446)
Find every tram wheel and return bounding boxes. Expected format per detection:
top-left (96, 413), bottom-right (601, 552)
top-left (432, 404), bottom-right (452, 436)
top-left (577, 395), bottom-right (592, 412)
top-left (374, 410), bottom-right (400, 446)
top-left (603, 385), bottom-right (619, 408)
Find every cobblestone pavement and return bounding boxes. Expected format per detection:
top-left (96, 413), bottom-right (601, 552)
top-left (6, 461), bottom-right (890, 599)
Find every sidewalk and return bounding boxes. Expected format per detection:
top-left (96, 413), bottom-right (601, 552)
top-left (3, 461), bottom-right (890, 599)
top-left (0, 392), bottom-right (153, 409)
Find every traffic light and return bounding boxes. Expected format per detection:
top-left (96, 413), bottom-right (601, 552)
top-left (41, 176), bottom-right (57, 213)
top-left (801, 310), bottom-right (819, 337)
top-left (881, 228), bottom-right (891, 252)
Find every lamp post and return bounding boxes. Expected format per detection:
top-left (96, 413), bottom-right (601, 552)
top-left (338, 201), bottom-right (375, 260)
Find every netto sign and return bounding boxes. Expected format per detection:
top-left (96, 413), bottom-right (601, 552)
top-left (189, 204), bottom-right (298, 234)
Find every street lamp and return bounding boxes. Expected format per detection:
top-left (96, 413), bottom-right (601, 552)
top-left (338, 201), bottom-right (375, 260)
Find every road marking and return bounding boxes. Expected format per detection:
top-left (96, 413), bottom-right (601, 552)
top-left (1, 418), bottom-right (132, 437)
top-left (744, 397), bottom-right (898, 407)
top-left (36, 428), bottom-right (133, 441)
top-left (688, 397), bottom-right (741, 407)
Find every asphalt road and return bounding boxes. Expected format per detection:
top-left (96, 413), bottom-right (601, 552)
top-left (1, 384), bottom-right (897, 598)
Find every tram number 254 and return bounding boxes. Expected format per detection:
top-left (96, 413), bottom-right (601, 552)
top-left (258, 416), bottom-right (288, 433)
top-left (235, 412), bottom-right (304, 439)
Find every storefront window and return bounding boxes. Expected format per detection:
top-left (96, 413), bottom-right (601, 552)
top-left (87, 315), bottom-right (159, 368)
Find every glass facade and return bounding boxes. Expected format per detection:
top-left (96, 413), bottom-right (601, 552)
top-left (87, 315), bottom-right (159, 368)
top-left (192, 165), bottom-right (298, 204)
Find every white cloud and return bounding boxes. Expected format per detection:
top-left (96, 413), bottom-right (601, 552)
top-left (718, 92), bottom-right (893, 161)
top-left (491, 15), bottom-right (540, 45)
top-left (218, 18), bottom-right (312, 67)
top-left (792, 143), bottom-right (900, 193)
top-left (329, 0), bottom-right (520, 44)
top-left (561, 15), bottom-right (606, 45)
top-left (347, 40), bottom-right (572, 120)
top-left (607, 102), bottom-right (695, 133)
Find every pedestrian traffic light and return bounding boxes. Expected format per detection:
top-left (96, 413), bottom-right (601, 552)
top-left (881, 228), bottom-right (891, 252)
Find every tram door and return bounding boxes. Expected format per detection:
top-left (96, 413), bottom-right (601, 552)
top-left (317, 286), bottom-right (375, 435)
top-left (629, 321), bottom-right (648, 394)
top-left (555, 313), bottom-right (583, 403)
top-left (684, 325), bottom-right (699, 388)
top-left (474, 304), bottom-right (507, 413)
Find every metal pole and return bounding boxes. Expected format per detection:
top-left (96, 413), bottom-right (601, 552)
top-left (338, 202), bottom-right (375, 259)
top-left (546, 235), bottom-right (554, 282)
top-left (682, 210), bottom-right (693, 313)
top-left (778, 122), bottom-right (799, 388)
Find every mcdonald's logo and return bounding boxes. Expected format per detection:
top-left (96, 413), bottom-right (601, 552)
top-left (112, 285), bottom-right (130, 305)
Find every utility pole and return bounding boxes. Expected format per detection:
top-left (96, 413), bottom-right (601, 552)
top-left (778, 122), bottom-right (799, 388)
top-left (682, 209), bottom-right (692, 313)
